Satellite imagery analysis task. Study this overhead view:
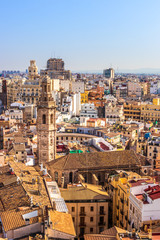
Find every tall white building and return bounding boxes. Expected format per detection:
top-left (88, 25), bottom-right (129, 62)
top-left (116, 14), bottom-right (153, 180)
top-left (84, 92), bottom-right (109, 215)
top-left (72, 92), bottom-right (81, 116)
top-left (71, 81), bottom-right (85, 93)
top-left (80, 103), bottom-right (98, 125)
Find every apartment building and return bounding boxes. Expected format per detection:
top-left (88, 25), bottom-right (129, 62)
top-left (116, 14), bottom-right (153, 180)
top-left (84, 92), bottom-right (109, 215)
top-left (147, 140), bottom-right (160, 168)
top-left (129, 181), bottom-right (159, 231)
top-left (123, 102), bottom-right (141, 121)
top-left (81, 91), bottom-right (89, 104)
top-left (71, 81), bottom-right (85, 93)
top-left (105, 102), bottom-right (124, 123)
top-left (128, 82), bottom-right (142, 98)
top-left (61, 184), bottom-right (110, 239)
top-left (124, 100), bottom-right (160, 123)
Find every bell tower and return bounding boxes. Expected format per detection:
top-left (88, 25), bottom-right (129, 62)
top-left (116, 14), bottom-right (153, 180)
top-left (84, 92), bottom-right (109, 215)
top-left (37, 74), bottom-right (56, 164)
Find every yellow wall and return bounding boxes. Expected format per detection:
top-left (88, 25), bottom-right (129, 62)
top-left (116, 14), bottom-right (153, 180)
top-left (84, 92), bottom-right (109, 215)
top-left (153, 98), bottom-right (160, 105)
top-left (81, 91), bottom-right (89, 103)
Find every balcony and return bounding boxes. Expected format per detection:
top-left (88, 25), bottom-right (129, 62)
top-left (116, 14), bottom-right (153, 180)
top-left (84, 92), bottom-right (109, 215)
top-left (79, 222), bottom-right (86, 227)
top-left (153, 149), bottom-right (158, 153)
top-left (99, 211), bottom-right (105, 215)
top-left (98, 222), bottom-right (106, 226)
top-left (79, 212), bottom-right (86, 216)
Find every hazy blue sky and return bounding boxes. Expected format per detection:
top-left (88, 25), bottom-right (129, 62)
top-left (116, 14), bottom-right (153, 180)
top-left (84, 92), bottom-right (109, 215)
top-left (0, 0), bottom-right (160, 72)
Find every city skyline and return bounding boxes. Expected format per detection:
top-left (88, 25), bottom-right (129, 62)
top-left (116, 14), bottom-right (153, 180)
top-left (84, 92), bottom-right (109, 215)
top-left (1, 0), bottom-right (160, 72)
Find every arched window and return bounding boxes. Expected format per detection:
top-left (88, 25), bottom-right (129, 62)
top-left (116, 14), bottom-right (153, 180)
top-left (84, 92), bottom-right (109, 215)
top-left (42, 114), bottom-right (46, 124)
top-left (69, 172), bottom-right (73, 183)
top-left (50, 114), bottom-right (53, 124)
top-left (44, 85), bottom-right (47, 92)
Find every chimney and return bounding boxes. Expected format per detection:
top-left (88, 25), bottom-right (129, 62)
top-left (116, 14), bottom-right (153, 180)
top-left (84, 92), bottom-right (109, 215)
top-left (30, 196), bottom-right (33, 207)
top-left (43, 168), bottom-right (47, 176)
top-left (40, 163), bottom-right (43, 171)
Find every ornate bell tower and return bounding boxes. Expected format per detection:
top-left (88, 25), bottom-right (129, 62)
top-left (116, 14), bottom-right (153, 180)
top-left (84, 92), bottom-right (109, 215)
top-left (37, 74), bottom-right (56, 164)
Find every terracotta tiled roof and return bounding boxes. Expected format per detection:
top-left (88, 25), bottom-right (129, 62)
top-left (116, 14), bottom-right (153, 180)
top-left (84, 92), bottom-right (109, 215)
top-left (9, 161), bottom-right (51, 208)
top-left (101, 226), bottom-right (127, 236)
top-left (84, 234), bottom-right (116, 240)
top-left (47, 150), bottom-right (141, 171)
top-left (0, 182), bottom-right (30, 211)
top-left (61, 186), bottom-right (110, 201)
top-left (0, 208), bottom-right (41, 232)
top-left (49, 210), bottom-right (76, 236)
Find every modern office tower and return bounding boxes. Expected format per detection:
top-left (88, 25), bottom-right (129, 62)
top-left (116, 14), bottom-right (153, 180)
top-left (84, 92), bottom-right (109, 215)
top-left (37, 74), bottom-right (56, 164)
top-left (103, 68), bottom-right (115, 79)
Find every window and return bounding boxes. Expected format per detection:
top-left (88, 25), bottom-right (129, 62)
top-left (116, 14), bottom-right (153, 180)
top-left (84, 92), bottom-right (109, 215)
top-left (80, 207), bottom-right (85, 213)
top-left (90, 206), bottom-right (94, 212)
top-left (50, 114), bottom-right (53, 124)
top-left (42, 114), bottom-right (46, 124)
top-left (100, 206), bottom-right (104, 214)
top-left (90, 217), bottom-right (93, 222)
top-left (99, 216), bottom-right (104, 223)
top-left (80, 217), bottom-right (85, 225)
top-left (99, 227), bottom-right (104, 233)
top-left (80, 228), bottom-right (85, 236)
top-left (72, 207), bottom-right (75, 212)
top-left (90, 228), bottom-right (93, 233)
top-left (72, 217), bottom-right (75, 222)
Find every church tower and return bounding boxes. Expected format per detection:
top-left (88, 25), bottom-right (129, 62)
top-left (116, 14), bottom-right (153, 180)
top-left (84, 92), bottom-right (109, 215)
top-left (37, 74), bottom-right (56, 164)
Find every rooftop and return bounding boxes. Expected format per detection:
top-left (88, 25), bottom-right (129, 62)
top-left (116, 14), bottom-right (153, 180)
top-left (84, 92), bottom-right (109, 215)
top-left (61, 186), bottom-right (110, 201)
top-left (47, 150), bottom-right (142, 171)
top-left (49, 210), bottom-right (76, 237)
top-left (9, 160), bottom-right (51, 208)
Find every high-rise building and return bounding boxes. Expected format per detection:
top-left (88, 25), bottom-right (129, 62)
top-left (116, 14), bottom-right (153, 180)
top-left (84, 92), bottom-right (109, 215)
top-left (0, 79), bottom-right (7, 109)
top-left (47, 58), bottom-right (64, 71)
top-left (103, 68), bottom-right (114, 79)
top-left (37, 74), bottom-right (56, 164)
top-left (41, 58), bottom-right (71, 80)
